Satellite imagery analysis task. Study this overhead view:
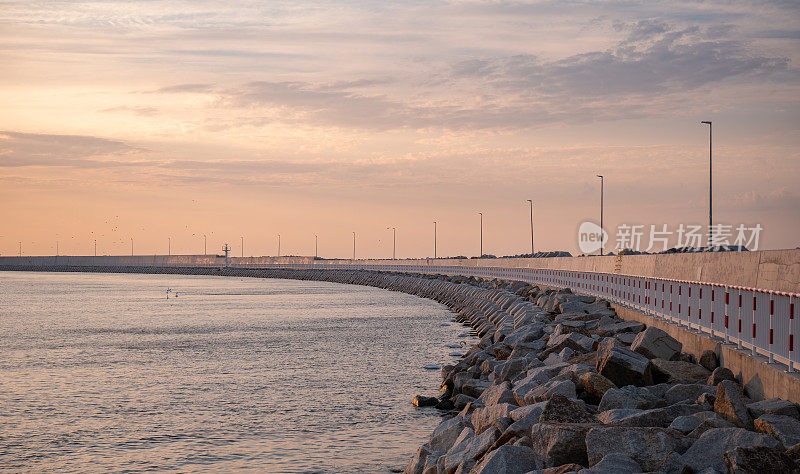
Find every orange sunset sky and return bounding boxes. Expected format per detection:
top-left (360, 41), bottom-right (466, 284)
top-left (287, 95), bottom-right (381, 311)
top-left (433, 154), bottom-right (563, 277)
top-left (1, 1), bottom-right (798, 258)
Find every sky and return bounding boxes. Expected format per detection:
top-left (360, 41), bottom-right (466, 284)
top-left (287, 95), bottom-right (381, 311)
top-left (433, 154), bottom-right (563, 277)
top-left (1, 0), bottom-right (798, 259)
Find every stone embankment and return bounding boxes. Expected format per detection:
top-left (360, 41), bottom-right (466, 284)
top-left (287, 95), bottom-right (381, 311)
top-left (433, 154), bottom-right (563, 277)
top-left (4, 265), bottom-right (800, 473)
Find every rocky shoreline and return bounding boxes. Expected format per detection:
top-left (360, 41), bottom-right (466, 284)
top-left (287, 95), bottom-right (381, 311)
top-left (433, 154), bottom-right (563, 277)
top-left (4, 266), bottom-right (800, 473)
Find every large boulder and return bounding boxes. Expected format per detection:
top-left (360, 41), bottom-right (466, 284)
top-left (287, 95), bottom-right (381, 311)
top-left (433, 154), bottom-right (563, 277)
top-left (583, 453), bottom-right (642, 473)
top-left (405, 444), bottom-right (437, 474)
top-left (754, 414), bottom-right (800, 448)
top-left (699, 350), bottom-right (719, 371)
top-left (443, 428), bottom-right (475, 474)
top-left (613, 403), bottom-right (705, 428)
top-left (599, 385), bottom-right (663, 411)
top-left (681, 427), bottom-right (783, 472)
top-left (597, 408), bottom-right (643, 424)
top-left (747, 398), bottom-right (800, 420)
top-left (494, 359), bottom-right (529, 382)
top-left (547, 332), bottom-right (595, 354)
top-left (714, 380), bottom-right (753, 428)
top-left (579, 372), bottom-right (617, 401)
top-left (644, 359), bottom-right (711, 385)
top-left (723, 446), bottom-right (797, 474)
top-left (530, 422), bottom-right (597, 467)
top-left (471, 403), bottom-right (515, 434)
top-left (595, 345), bottom-right (650, 387)
top-left (523, 379), bottom-right (577, 404)
top-left (538, 395), bottom-right (596, 424)
top-left (585, 426), bottom-right (682, 471)
top-left (477, 381), bottom-right (517, 406)
top-left (471, 445), bottom-right (540, 474)
top-left (429, 415), bottom-right (470, 452)
top-left (630, 327), bottom-right (682, 360)
top-left (664, 383), bottom-right (716, 405)
top-left (707, 367), bottom-right (736, 386)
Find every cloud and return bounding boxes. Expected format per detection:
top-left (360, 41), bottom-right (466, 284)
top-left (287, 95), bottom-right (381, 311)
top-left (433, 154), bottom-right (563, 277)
top-left (100, 106), bottom-right (160, 116)
top-left (0, 131), bottom-right (142, 168)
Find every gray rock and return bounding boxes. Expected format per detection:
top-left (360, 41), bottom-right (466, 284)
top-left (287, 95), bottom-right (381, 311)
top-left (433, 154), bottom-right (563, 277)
top-left (583, 453), bottom-right (642, 473)
top-left (406, 444), bottom-right (436, 474)
top-left (579, 372), bottom-right (617, 401)
top-left (707, 367), bottom-right (736, 386)
top-left (477, 381), bottom-right (517, 406)
top-left (714, 380), bottom-right (753, 428)
top-left (644, 359), bottom-right (711, 385)
top-left (697, 392), bottom-right (716, 410)
top-left (656, 451), bottom-right (689, 474)
top-left (538, 395), bottom-right (596, 424)
top-left (595, 320), bottom-right (646, 336)
top-left (682, 427), bottom-right (783, 472)
top-left (630, 327), bottom-right (682, 360)
top-left (723, 446), bottom-right (797, 474)
top-left (531, 422), bottom-right (597, 467)
top-left (599, 385), bottom-right (663, 411)
top-left (615, 332), bottom-right (639, 345)
top-left (699, 350), bottom-right (718, 371)
top-left (597, 408), bottom-right (643, 424)
top-left (468, 426), bottom-right (500, 461)
top-left (585, 426), bottom-right (682, 471)
top-left (524, 379), bottom-right (577, 404)
top-left (664, 383), bottom-right (716, 405)
top-left (443, 427), bottom-right (475, 474)
top-left (430, 415), bottom-right (470, 452)
top-left (461, 379), bottom-right (492, 399)
top-left (614, 403), bottom-right (705, 428)
top-left (596, 345), bottom-right (650, 387)
top-left (471, 403), bottom-right (515, 434)
top-left (495, 358), bottom-right (530, 382)
top-left (670, 412), bottom-right (730, 434)
top-left (747, 398), bottom-right (800, 420)
top-left (754, 414), bottom-right (800, 448)
top-left (454, 394), bottom-right (475, 409)
top-left (544, 352), bottom-right (565, 366)
top-left (471, 445), bottom-right (541, 474)
top-left (511, 401), bottom-right (548, 422)
top-left (548, 332), bottom-right (595, 354)
top-left (494, 406), bottom-right (547, 447)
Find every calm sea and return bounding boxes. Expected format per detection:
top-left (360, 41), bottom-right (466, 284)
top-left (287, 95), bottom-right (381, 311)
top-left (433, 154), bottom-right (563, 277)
top-left (0, 271), bottom-right (471, 473)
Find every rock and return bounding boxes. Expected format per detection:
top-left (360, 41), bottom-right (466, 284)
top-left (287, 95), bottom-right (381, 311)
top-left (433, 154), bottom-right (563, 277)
top-left (539, 395), bottom-right (596, 424)
top-left (706, 367), bottom-right (736, 386)
top-left (531, 422), bottom-right (596, 467)
top-left (461, 379), bottom-right (491, 399)
top-left (664, 383), bottom-right (716, 405)
top-left (697, 392), bottom-right (716, 410)
top-left (467, 426), bottom-right (500, 461)
top-left (714, 380), bottom-right (753, 428)
top-left (614, 403), bottom-right (705, 428)
top-left (453, 394), bottom-right (475, 409)
top-left (477, 381), bottom-right (517, 406)
top-left (747, 398), bottom-right (800, 420)
top-left (406, 444), bottom-right (436, 474)
top-left (754, 414), bottom-right (800, 448)
top-left (595, 345), bottom-right (650, 387)
top-left (630, 327), bottom-right (682, 360)
top-left (597, 408), bottom-right (643, 424)
top-left (787, 442), bottom-right (800, 461)
top-left (699, 350), bottom-right (719, 371)
top-left (494, 405), bottom-right (547, 447)
top-left (548, 332), bottom-right (596, 354)
top-left (510, 340), bottom-right (547, 359)
top-left (524, 380), bottom-right (577, 404)
top-left (558, 347), bottom-right (575, 361)
top-left (585, 426), bottom-right (682, 471)
top-left (599, 385), bottom-right (663, 411)
top-left (584, 453), bottom-right (642, 473)
top-left (511, 401), bottom-right (548, 422)
top-left (429, 415), bottom-right (470, 452)
top-left (670, 414), bottom-right (704, 434)
top-left (578, 372), bottom-right (617, 401)
top-left (644, 359), bottom-right (711, 385)
top-left (544, 353), bottom-right (565, 366)
top-left (471, 403), bottom-right (515, 434)
top-left (615, 332), bottom-right (639, 345)
top-left (495, 358), bottom-right (530, 382)
top-left (436, 398), bottom-right (455, 410)
top-left (723, 446), bottom-right (797, 474)
top-left (443, 427), bottom-right (475, 474)
top-left (682, 427), bottom-right (783, 472)
top-left (656, 451), bottom-right (689, 473)
top-left (413, 395), bottom-right (440, 407)
top-left (471, 445), bottom-right (541, 474)
top-left (595, 320), bottom-right (645, 336)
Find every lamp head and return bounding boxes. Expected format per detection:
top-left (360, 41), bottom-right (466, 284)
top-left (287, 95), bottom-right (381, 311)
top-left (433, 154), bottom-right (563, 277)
top-left (701, 121), bottom-right (711, 125)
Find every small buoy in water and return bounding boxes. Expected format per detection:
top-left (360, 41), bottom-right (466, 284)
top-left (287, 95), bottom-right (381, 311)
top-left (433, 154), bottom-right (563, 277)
top-left (445, 343), bottom-right (461, 348)
top-left (449, 352), bottom-right (463, 357)
top-left (422, 364), bottom-right (440, 370)
top-left (440, 323), bottom-right (450, 326)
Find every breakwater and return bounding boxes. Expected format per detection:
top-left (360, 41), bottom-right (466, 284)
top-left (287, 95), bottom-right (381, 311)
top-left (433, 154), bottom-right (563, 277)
top-left (4, 264), bottom-right (800, 472)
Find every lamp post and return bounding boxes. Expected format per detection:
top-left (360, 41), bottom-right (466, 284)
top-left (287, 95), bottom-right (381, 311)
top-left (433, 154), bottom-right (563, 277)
top-left (131, 238), bottom-right (134, 256)
top-left (314, 234), bottom-right (318, 259)
top-left (433, 221), bottom-right (437, 259)
top-left (203, 234), bottom-right (207, 255)
top-left (277, 234), bottom-right (281, 257)
top-left (478, 212), bottom-right (483, 257)
top-left (352, 232), bottom-right (356, 261)
top-left (168, 237), bottom-right (171, 256)
top-left (701, 121), bottom-right (712, 249)
top-left (596, 175), bottom-right (604, 256)
top-left (526, 199), bottom-right (534, 257)
top-left (241, 236), bottom-right (244, 257)
top-left (56, 241), bottom-right (59, 257)
top-left (19, 241), bottom-right (21, 257)
top-left (387, 227), bottom-right (396, 259)
top-left (94, 239), bottom-right (97, 257)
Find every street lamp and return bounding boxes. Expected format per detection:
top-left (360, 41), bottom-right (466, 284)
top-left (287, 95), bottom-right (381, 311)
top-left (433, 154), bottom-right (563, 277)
top-left (701, 121), bottom-right (712, 249)
top-left (526, 200), bottom-right (534, 257)
top-left (596, 175), bottom-right (604, 255)
top-left (203, 234), bottom-right (207, 255)
top-left (168, 237), bottom-right (171, 256)
top-left (478, 212), bottom-right (483, 257)
top-left (131, 237), bottom-right (134, 256)
top-left (314, 234), bottom-right (318, 259)
top-left (352, 232), bottom-right (356, 260)
top-left (277, 234), bottom-right (281, 257)
top-left (241, 236), bottom-right (244, 257)
top-left (386, 227), bottom-right (396, 259)
top-left (433, 221), bottom-right (437, 259)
